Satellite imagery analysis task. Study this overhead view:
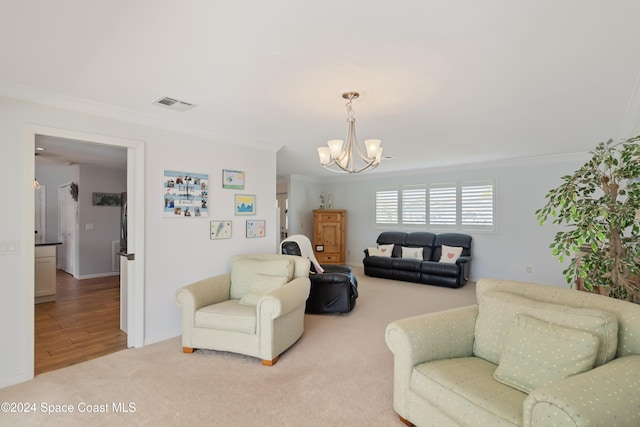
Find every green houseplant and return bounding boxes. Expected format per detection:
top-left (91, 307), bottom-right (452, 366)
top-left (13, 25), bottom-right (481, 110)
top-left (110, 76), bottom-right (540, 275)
top-left (536, 136), bottom-right (640, 302)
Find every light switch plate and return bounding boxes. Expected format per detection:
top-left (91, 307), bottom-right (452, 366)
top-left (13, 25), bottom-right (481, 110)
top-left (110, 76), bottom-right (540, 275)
top-left (0, 240), bottom-right (19, 255)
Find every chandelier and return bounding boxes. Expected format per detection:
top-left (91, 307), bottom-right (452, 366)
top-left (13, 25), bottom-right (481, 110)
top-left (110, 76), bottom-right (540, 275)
top-left (317, 91), bottom-right (383, 174)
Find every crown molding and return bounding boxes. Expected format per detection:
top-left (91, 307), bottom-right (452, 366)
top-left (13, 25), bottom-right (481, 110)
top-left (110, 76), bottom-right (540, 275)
top-left (0, 80), bottom-right (282, 153)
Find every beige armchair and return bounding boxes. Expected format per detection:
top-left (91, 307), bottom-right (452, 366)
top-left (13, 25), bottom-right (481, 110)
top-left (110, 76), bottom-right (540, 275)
top-left (175, 254), bottom-right (311, 366)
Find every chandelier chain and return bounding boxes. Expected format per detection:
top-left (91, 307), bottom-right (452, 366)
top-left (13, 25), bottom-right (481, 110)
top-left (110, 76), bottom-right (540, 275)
top-left (345, 98), bottom-right (355, 119)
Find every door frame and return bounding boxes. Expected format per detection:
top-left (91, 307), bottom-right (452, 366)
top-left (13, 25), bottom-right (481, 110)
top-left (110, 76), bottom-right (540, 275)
top-left (34, 185), bottom-right (45, 244)
top-left (57, 182), bottom-right (78, 276)
top-left (24, 124), bottom-right (145, 379)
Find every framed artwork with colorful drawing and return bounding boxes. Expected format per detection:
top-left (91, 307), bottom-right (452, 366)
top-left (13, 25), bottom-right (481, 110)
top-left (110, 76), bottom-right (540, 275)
top-left (222, 169), bottom-right (245, 189)
top-left (210, 220), bottom-right (232, 239)
top-left (246, 220), bottom-right (265, 238)
top-left (234, 194), bottom-right (256, 215)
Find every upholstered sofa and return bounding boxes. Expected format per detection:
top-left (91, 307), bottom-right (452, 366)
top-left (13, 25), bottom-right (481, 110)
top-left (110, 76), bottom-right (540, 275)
top-left (385, 278), bottom-right (640, 427)
top-left (363, 232), bottom-right (471, 288)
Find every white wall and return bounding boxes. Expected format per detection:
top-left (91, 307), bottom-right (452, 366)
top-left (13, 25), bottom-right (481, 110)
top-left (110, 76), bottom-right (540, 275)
top-left (35, 161), bottom-right (79, 243)
top-left (78, 164), bottom-right (127, 277)
top-left (289, 153), bottom-right (590, 287)
top-left (287, 174), bottom-right (325, 238)
top-left (1, 96), bottom-right (278, 387)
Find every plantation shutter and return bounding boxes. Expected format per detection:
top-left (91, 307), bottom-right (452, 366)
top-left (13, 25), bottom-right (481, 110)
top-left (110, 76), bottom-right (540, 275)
top-left (401, 187), bottom-right (426, 224)
top-left (429, 186), bottom-right (456, 225)
top-left (461, 184), bottom-right (494, 226)
top-left (376, 190), bottom-right (398, 224)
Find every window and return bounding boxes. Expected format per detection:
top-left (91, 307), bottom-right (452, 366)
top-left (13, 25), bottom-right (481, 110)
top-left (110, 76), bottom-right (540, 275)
top-left (375, 189), bottom-right (398, 225)
top-left (375, 181), bottom-right (495, 230)
top-left (461, 184), bottom-right (494, 226)
top-left (429, 186), bottom-right (456, 226)
top-left (402, 187), bottom-right (426, 225)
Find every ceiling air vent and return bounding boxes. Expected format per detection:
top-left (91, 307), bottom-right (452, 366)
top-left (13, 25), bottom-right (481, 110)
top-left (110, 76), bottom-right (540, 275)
top-left (152, 96), bottom-right (196, 112)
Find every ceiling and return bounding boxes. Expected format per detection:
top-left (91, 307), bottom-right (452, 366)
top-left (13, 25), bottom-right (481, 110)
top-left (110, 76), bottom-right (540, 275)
top-left (4, 2), bottom-right (640, 178)
top-left (35, 135), bottom-right (127, 170)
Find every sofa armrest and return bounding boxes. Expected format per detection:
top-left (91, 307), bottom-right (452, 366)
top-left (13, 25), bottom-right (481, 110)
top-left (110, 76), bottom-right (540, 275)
top-left (258, 277), bottom-right (311, 319)
top-left (175, 274), bottom-right (231, 316)
top-left (524, 355), bottom-right (640, 427)
top-left (175, 274), bottom-right (231, 349)
top-left (456, 255), bottom-right (471, 264)
top-left (385, 305), bottom-right (478, 418)
top-left (386, 304), bottom-right (478, 364)
top-left (457, 255), bottom-right (472, 280)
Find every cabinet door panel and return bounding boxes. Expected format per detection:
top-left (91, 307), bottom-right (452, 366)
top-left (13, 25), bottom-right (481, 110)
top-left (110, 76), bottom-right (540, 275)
top-left (35, 256), bottom-right (56, 297)
top-left (317, 222), bottom-right (341, 252)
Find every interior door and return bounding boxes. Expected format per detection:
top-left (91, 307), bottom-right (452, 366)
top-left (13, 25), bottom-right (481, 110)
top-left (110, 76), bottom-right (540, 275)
top-left (34, 186), bottom-right (45, 244)
top-left (58, 184), bottom-right (77, 276)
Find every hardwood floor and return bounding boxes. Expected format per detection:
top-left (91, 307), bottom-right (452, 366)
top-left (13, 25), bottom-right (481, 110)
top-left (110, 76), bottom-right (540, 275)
top-left (34, 270), bottom-right (127, 375)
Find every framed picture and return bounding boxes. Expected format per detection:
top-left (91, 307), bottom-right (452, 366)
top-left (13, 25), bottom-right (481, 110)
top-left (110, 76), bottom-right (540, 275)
top-left (210, 220), bottom-right (232, 240)
top-left (92, 192), bottom-right (122, 206)
top-left (163, 170), bottom-right (209, 218)
top-left (246, 220), bottom-right (265, 238)
top-left (222, 169), bottom-right (245, 189)
top-left (235, 194), bottom-right (256, 215)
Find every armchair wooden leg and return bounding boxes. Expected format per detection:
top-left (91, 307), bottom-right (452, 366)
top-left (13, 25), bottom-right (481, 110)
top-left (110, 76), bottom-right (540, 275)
top-left (182, 347), bottom-right (195, 353)
top-left (398, 415), bottom-right (415, 427)
top-left (261, 356), bottom-right (279, 366)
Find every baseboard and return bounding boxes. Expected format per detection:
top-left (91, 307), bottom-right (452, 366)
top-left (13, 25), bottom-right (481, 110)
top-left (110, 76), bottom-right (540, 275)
top-left (77, 272), bottom-right (120, 280)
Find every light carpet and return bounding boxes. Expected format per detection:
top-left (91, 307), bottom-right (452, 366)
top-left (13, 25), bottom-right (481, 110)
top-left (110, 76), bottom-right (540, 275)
top-left (0, 266), bottom-right (477, 426)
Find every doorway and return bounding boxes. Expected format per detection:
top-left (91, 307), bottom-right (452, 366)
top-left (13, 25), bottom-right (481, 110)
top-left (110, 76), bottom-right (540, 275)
top-left (57, 182), bottom-right (77, 276)
top-left (26, 125), bottom-right (145, 379)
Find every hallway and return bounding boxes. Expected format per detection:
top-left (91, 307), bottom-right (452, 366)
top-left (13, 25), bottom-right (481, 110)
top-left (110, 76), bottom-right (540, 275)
top-left (34, 270), bottom-right (127, 375)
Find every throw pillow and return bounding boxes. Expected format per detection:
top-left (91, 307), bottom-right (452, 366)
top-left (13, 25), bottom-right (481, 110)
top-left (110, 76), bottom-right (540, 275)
top-left (239, 274), bottom-right (289, 306)
top-left (439, 245), bottom-right (463, 263)
top-left (230, 258), bottom-right (294, 300)
top-left (401, 246), bottom-right (424, 260)
top-left (367, 247), bottom-right (382, 257)
top-left (473, 291), bottom-right (618, 367)
top-left (377, 244), bottom-right (394, 257)
top-left (493, 314), bottom-right (599, 394)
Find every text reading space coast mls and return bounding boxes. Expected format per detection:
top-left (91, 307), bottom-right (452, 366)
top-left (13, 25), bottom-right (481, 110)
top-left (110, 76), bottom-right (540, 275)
top-left (2, 401), bottom-right (137, 414)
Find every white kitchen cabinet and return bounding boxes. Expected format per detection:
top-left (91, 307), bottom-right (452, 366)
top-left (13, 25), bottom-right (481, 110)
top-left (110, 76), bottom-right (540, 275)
top-left (35, 245), bottom-right (57, 303)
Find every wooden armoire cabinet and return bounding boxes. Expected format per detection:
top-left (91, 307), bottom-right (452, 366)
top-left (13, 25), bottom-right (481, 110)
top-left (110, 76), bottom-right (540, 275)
top-left (312, 209), bottom-right (346, 264)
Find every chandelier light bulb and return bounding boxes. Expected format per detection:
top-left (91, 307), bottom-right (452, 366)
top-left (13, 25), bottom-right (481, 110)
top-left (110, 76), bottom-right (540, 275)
top-left (317, 147), bottom-right (331, 166)
top-left (365, 139), bottom-right (381, 159)
top-left (327, 139), bottom-right (344, 159)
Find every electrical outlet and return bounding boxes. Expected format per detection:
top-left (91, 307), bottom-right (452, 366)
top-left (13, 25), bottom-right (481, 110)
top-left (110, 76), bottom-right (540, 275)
top-left (526, 266), bottom-right (532, 273)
